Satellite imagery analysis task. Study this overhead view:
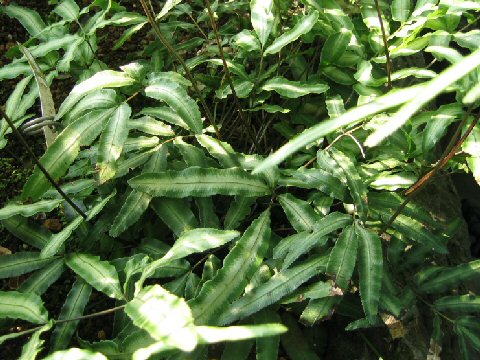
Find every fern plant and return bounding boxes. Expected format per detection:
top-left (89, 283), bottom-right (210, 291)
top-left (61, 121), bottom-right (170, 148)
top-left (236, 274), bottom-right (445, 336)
top-left (0, 0), bottom-right (480, 359)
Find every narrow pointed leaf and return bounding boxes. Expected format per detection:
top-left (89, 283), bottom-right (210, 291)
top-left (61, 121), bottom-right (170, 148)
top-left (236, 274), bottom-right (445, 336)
top-left (65, 253), bottom-right (124, 300)
top-left (355, 223), bottom-right (383, 321)
top-left (434, 295), bottom-right (480, 313)
top-left (196, 134), bottom-right (241, 168)
top-left (326, 225), bottom-right (358, 290)
top-left (250, 0), bottom-right (275, 47)
top-left (320, 29), bottom-right (352, 66)
top-left (53, 0), bottom-right (80, 21)
top-left (253, 85), bottom-right (424, 173)
top-left (97, 103), bottom-right (131, 183)
top-left (57, 71), bottom-right (135, 120)
top-left (137, 229), bottom-right (239, 289)
top-left (278, 193), bottom-right (320, 233)
top-left (196, 324), bottom-right (287, 343)
top-left (300, 297), bottom-right (342, 326)
top-left (0, 199), bottom-right (62, 220)
top-left (151, 198), bottom-right (198, 236)
top-left (144, 81), bottom-right (202, 134)
top-left (128, 116), bottom-right (174, 136)
top-left (387, 214), bottom-right (447, 253)
top-left (220, 254), bottom-right (329, 325)
top-left (391, 0), bottom-right (410, 22)
top-left (264, 11), bottom-right (319, 55)
top-left (1, 4), bottom-right (46, 39)
top-left (224, 196), bottom-right (256, 230)
top-left (418, 259), bottom-right (480, 294)
top-left (22, 107), bottom-right (117, 200)
top-left (18, 259), bottom-right (65, 295)
top-left (281, 312), bottom-right (321, 359)
top-left (190, 210), bottom-right (271, 325)
top-left (0, 291), bottom-right (48, 324)
top-left (1, 216), bottom-right (49, 249)
top-left (329, 149), bottom-right (368, 221)
top-left (19, 320), bottom-right (53, 360)
top-left (255, 310), bottom-right (281, 360)
top-left (365, 48), bottom-right (480, 147)
top-left (51, 278), bottom-right (92, 350)
top-left (261, 77), bottom-right (329, 98)
top-left (129, 167), bottom-right (270, 197)
top-left (43, 349), bottom-right (107, 360)
top-left (0, 252), bottom-right (54, 279)
top-left (40, 217), bottom-right (83, 258)
top-left (125, 285), bottom-right (197, 352)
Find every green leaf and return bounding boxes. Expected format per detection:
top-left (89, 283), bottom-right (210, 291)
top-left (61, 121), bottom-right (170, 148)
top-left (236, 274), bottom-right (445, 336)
top-left (281, 312), bottom-right (321, 359)
top-left (53, 0), bottom-right (80, 21)
top-left (0, 199), bottom-right (62, 220)
top-left (261, 77), bottom-right (329, 98)
top-left (264, 11), bottom-right (319, 55)
top-left (391, 0), bottom-right (411, 22)
top-left (330, 149), bottom-right (368, 221)
top-left (196, 134), bottom-right (241, 168)
top-left (63, 89), bottom-right (119, 126)
top-left (278, 193), bottom-right (321, 233)
top-left (56, 70), bottom-right (135, 120)
top-left (418, 259), bottom-right (480, 294)
top-left (253, 84), bottom-right (423, 173)
top-left (51, 278), bottom-right (92, 351)
top-left (18, 259), bottom-right (65, 295)
top-left (196, 324), bottom-right (287, 343)
top-left (157, 0), bottom-right (184, 19)
top-left (1, 216), bottom-right (49, 249)
top-left (0, 252), bottom-right (54, 279)
top-left (0, 291), bottom-right (48, 324)
top-left (326, 225), bottom-right (358, 290)
top-left (273, 212), bottom-right (352, 261)
top-left (43, 349), bottom-right (107, 360)
top-left (320, 29), bottom-right (352, 66)
top-left (97, 103), bottom-right (132, 183)
top-left (128, 116), bottom-right (174, 136)
top-left (355, 223), bottom-right (383, 321)
top-left (219, 254), bottom-right (329, 325)
top-left (125, 285), bottom-right (197, 352)
top-left (110, 145), bottom-right (168, 237)
top-left (434, 295), bottom-right (480, 313)
top-left (300, 296), bottom-right (341, 326)
top-left (129, 167), bottom-right (270, 198)
top-left (255, 310), bottom-right (281, 360)
top-left (40, 217), bottom-right (83, 259)
top-left (387, 214), bottom-right (447, 253)
top-left (224, 196), bottom-right (256, 230)
top-left (22, 106), bottom-right (117, 200)
top-left (1, 4), bottom-right (46, 39)
top-left (19, 320), bottom-right (53, 360)
top-left (250, 0), bottom-right (275, 48)
top-left (365, 48), bottom-right (480, 147)
top-left (190, 210), bottom-right (271, 325)
top-left (144, 81), bottom-right (203, 134)
top-left (137, 229), bottom-right (239, 290)
top-left (151, 198), bottom-right (198, 236)
top-left (65, 253), bottom-right (124, 300)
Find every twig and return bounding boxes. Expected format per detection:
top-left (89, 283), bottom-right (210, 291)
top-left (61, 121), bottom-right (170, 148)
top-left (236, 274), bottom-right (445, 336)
top-left (3, 305), bottom-right (125, 339)
top-left (138, 0), bottom-right (221, 139)
top-left (204, 0), bottom-right (259, 151)
top-left (0, 107), bottom-right (87, 219)
top-left (381, 109), bottom-right (480, 232)
top-left (373, 0), bottom-right (393, 89)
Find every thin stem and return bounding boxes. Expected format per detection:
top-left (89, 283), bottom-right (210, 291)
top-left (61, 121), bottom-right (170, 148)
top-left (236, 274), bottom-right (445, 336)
top-left (204, 0), bottom-right (259, 150)
top-left (373, 0), bottom-right (393, 89)
top-left (0, 107), bottom-right (87, 219)
top-left (381, 109), bottom-right (480, 232)
top-left (138, 0), bottom-right (221, 139)
top-left (3, 305), bottom-right (126, 339)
